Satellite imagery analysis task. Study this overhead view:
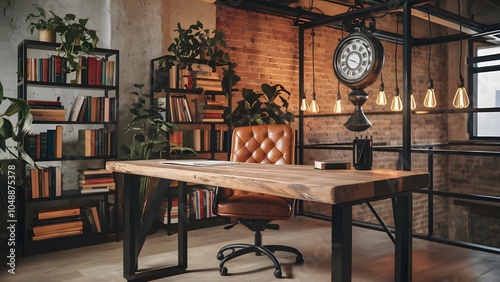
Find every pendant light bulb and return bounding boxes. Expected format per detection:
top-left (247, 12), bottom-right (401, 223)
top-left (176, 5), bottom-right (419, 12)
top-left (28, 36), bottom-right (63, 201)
top-left (423, 79), bottom-right (437, 108)
top-left (453, 1), bottom-right (469, 109)
top-left (310, 98), bottom-right (320, 113)
top-left (333, 92), bottom-right (342, 113)
top-left (410, 93), bottom-right (417, 110)
top-left (453, 76), bottom-right (470, 108)
top-left (376, 82), bottom-right (387, 105)
top-left (300, 98), bottom-right (310, 111)
top-left (391, 88), bottom-right (403, 111)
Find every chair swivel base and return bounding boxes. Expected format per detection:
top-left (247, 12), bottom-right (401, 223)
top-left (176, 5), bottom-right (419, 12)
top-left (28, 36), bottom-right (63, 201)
top-left (216, 243), bottom-right (304, 278)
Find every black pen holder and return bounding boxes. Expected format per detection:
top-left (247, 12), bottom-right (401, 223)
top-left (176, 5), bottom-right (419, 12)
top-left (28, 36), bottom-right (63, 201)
top-left (353, 137), bottom-right (373, 170)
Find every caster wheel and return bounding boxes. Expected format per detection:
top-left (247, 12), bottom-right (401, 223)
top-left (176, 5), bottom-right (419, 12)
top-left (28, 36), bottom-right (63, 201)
top-left (216, 252), bottom-right (224, 260)
top-left (220, 267), bottom-right (228, 276)
top-left (296, 255), bottom-right (304, 264)
top-left (274, 269), bottom-right (282, 278)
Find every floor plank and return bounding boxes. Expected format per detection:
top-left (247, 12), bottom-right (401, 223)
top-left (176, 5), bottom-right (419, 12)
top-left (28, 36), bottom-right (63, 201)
top-left (8, 216), bottom-right (500, 281)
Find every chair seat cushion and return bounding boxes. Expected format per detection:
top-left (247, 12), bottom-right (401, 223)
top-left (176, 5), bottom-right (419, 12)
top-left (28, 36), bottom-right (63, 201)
top-left (217, 192), bottom-right (293, 220)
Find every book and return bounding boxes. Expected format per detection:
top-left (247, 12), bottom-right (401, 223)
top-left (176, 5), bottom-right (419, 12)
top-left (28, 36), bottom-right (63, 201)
top-left (105, 60), bottom-right (114, 86)
top-left (79, 177), bottom-right (115, 185)
top-left (90, 206), bottom-right (102, 233)
top-left (30, 168), bottom-right (39, 199)
top-left (69, 96), bottom-right (86, 121)
top-left (32, 220), bottom-right (83, 236)
top-left (80, 187), bottom-right (110, 194)
top-left (55, 126), bottom-right (63, 158)
top-left (32, 229), bottom-right (83, 241)
top-left (314, 161), bottom-right (351, 170)
top-left (37, 207), bottom-right (81, 220)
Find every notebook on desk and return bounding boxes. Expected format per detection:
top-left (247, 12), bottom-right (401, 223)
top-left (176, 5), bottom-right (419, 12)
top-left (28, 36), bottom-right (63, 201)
top-left (159, 159), bottom-right (239, 166)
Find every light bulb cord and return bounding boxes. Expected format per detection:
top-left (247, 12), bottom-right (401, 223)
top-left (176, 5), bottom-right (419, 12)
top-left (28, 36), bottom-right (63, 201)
top-left (312, 28), bottom-right (316, 100)
top-left (428, 10), bottom-right (432, 81)
top-left (395, 15), bottom-right (399, 95)
top-left (458, 0), bottom-right (463, 83)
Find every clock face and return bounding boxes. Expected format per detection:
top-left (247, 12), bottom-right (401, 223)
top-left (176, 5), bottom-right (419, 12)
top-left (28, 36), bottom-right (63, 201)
top-left (333, 31), bottom-right (384, 89)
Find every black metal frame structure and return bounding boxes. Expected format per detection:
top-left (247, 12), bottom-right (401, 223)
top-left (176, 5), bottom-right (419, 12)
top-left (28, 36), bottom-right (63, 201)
top-left (215, 0), bottom-right (500, 277)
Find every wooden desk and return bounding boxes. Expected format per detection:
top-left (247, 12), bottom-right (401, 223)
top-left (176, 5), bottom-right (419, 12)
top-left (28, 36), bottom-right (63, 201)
top-left (106, 159), bottom-right (430, 281)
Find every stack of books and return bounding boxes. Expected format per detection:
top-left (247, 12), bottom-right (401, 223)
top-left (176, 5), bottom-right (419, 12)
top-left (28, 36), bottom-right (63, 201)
top-left (79, 169), bottom-right (115, 194)
top-left (192, 68), bottom-right (222, 92)
top-left (28, 100), bottom-right (66, 121)
top-left (195, 100), bottom-right (226, 123)
top-left (155, 197), bottom-right (180, 224)
top-left (32, 207), bottom-right (83, 241)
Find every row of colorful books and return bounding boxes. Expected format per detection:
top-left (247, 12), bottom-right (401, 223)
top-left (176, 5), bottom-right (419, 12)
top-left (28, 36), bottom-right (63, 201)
top-left (26, 126), bottom-right (63, 160)
top-left (77, 129), bottom-right (117, 157)
top-left (25, 55), bottom-right (115, 86)
top-left (155, 187), bottom-right (216, 224)
top-left (69, 96), bottom-right (116, 122)
top-left (29, 166), bottom-right (62, 199)
top-left (170, 129), bottom-right (228, 152)
top-left (163, 95), bottom-right (193, 122)
top-left (24, 56), bottom-right (68, 84)
top-left (79, 169), bottom-right (115, 194)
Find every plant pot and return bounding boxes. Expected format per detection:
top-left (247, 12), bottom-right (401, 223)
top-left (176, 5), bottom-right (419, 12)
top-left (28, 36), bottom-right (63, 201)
top-left (38, 29), bottom-right (56, 43)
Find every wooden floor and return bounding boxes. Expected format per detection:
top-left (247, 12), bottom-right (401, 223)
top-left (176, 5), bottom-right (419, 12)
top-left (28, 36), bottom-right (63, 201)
top-left (9, 216), bottom-right (500, 281)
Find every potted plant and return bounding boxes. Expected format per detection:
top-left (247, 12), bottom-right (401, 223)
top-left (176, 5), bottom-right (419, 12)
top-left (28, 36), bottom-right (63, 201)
top-left (167, 20), bottom-right (239, 96)
top-left (120, 84), bottom-right (195, 218)
top-left (230, 83), bottom-right (294, 127)
top-left (52, 13), bottom-right (99, 72)
top-left (26, 5), bottom-right (57, 42)
top-left (26, 5), bottom-right (99, 73)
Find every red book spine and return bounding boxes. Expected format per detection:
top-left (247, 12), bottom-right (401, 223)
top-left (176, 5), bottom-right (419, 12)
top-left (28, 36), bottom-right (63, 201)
top-left (42, 58), bottom-right (49, 82)
top-left (54, 56), bottom-right (62, 83)
top-left (87, 57), bottom-right (97, 85)
top-left (80, 177), bottom-right (115, 185)
top-left (95, 59), bottom-right (102, 86)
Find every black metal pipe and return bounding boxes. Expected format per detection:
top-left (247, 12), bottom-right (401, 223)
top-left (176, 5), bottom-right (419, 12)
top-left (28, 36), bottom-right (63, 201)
top-left (402, 2), bottom-right (412, 172)
top-left (298, 26), bottom-right (305, 165)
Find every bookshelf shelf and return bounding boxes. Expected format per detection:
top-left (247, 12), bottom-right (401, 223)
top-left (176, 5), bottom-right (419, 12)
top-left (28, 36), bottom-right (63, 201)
top-left (25, 189), bottom-right (115, 203)
top-left (17, 39), bottom-right (120, 257)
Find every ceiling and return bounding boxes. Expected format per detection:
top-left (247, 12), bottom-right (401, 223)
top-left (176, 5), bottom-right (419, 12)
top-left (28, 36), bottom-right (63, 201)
top-left (216, 0), bottom-right (500, 43)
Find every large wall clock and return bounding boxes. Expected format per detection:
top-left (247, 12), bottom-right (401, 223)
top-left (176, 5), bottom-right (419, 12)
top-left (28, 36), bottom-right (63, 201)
top-left (333, 29), bottom-right (385, 131)
top-left (333, 30), bottom-right (384, 89)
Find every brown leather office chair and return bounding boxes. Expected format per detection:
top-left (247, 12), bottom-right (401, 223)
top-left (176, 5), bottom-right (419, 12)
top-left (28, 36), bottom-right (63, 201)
top-left (213, 124), bottom-right (304, 278)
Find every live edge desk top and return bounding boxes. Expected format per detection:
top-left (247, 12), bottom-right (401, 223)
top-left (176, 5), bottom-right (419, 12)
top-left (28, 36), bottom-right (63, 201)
top-left (106, 159), bottom-right (430, 282)
top-left (106, 159), bottom-right (429, 205)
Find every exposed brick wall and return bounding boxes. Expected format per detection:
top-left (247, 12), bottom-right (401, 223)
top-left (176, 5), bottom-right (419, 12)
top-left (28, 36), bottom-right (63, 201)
top-left (216, 6), bottom-right (450, 234)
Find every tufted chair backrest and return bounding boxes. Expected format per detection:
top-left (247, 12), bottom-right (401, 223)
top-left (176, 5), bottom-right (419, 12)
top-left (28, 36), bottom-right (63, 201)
top-left (230, 124), bottom-right (295, 164)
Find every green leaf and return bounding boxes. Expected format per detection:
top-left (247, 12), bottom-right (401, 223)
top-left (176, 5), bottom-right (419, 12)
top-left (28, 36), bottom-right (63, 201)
top-left (64, 13), bottom-right (76, 21)
top-left (13, 113), bottom-right (33, 142)
top-left (0, 81), bottom-right (3, 100)
top-left (121, 144), bottom-right (131, 155)
top-left (134, 134), bottom-right (145, 142)
top-left (16, 146), bottom-right (34, 167)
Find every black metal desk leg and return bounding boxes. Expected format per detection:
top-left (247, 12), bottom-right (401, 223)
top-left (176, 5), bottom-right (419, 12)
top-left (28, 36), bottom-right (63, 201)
top-left (331, 204), bottom-right (353, 282)
top-left (123, 174), bottom-right (141, 279)
top-left (395, 193), bottom-right (413, 282)
top-left (178, 181), bottom-right (188, 268)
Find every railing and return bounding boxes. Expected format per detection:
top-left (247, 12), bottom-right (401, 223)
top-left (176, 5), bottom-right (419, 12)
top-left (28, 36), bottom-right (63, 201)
top-left (300, 142), bottom-right (500, 255)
